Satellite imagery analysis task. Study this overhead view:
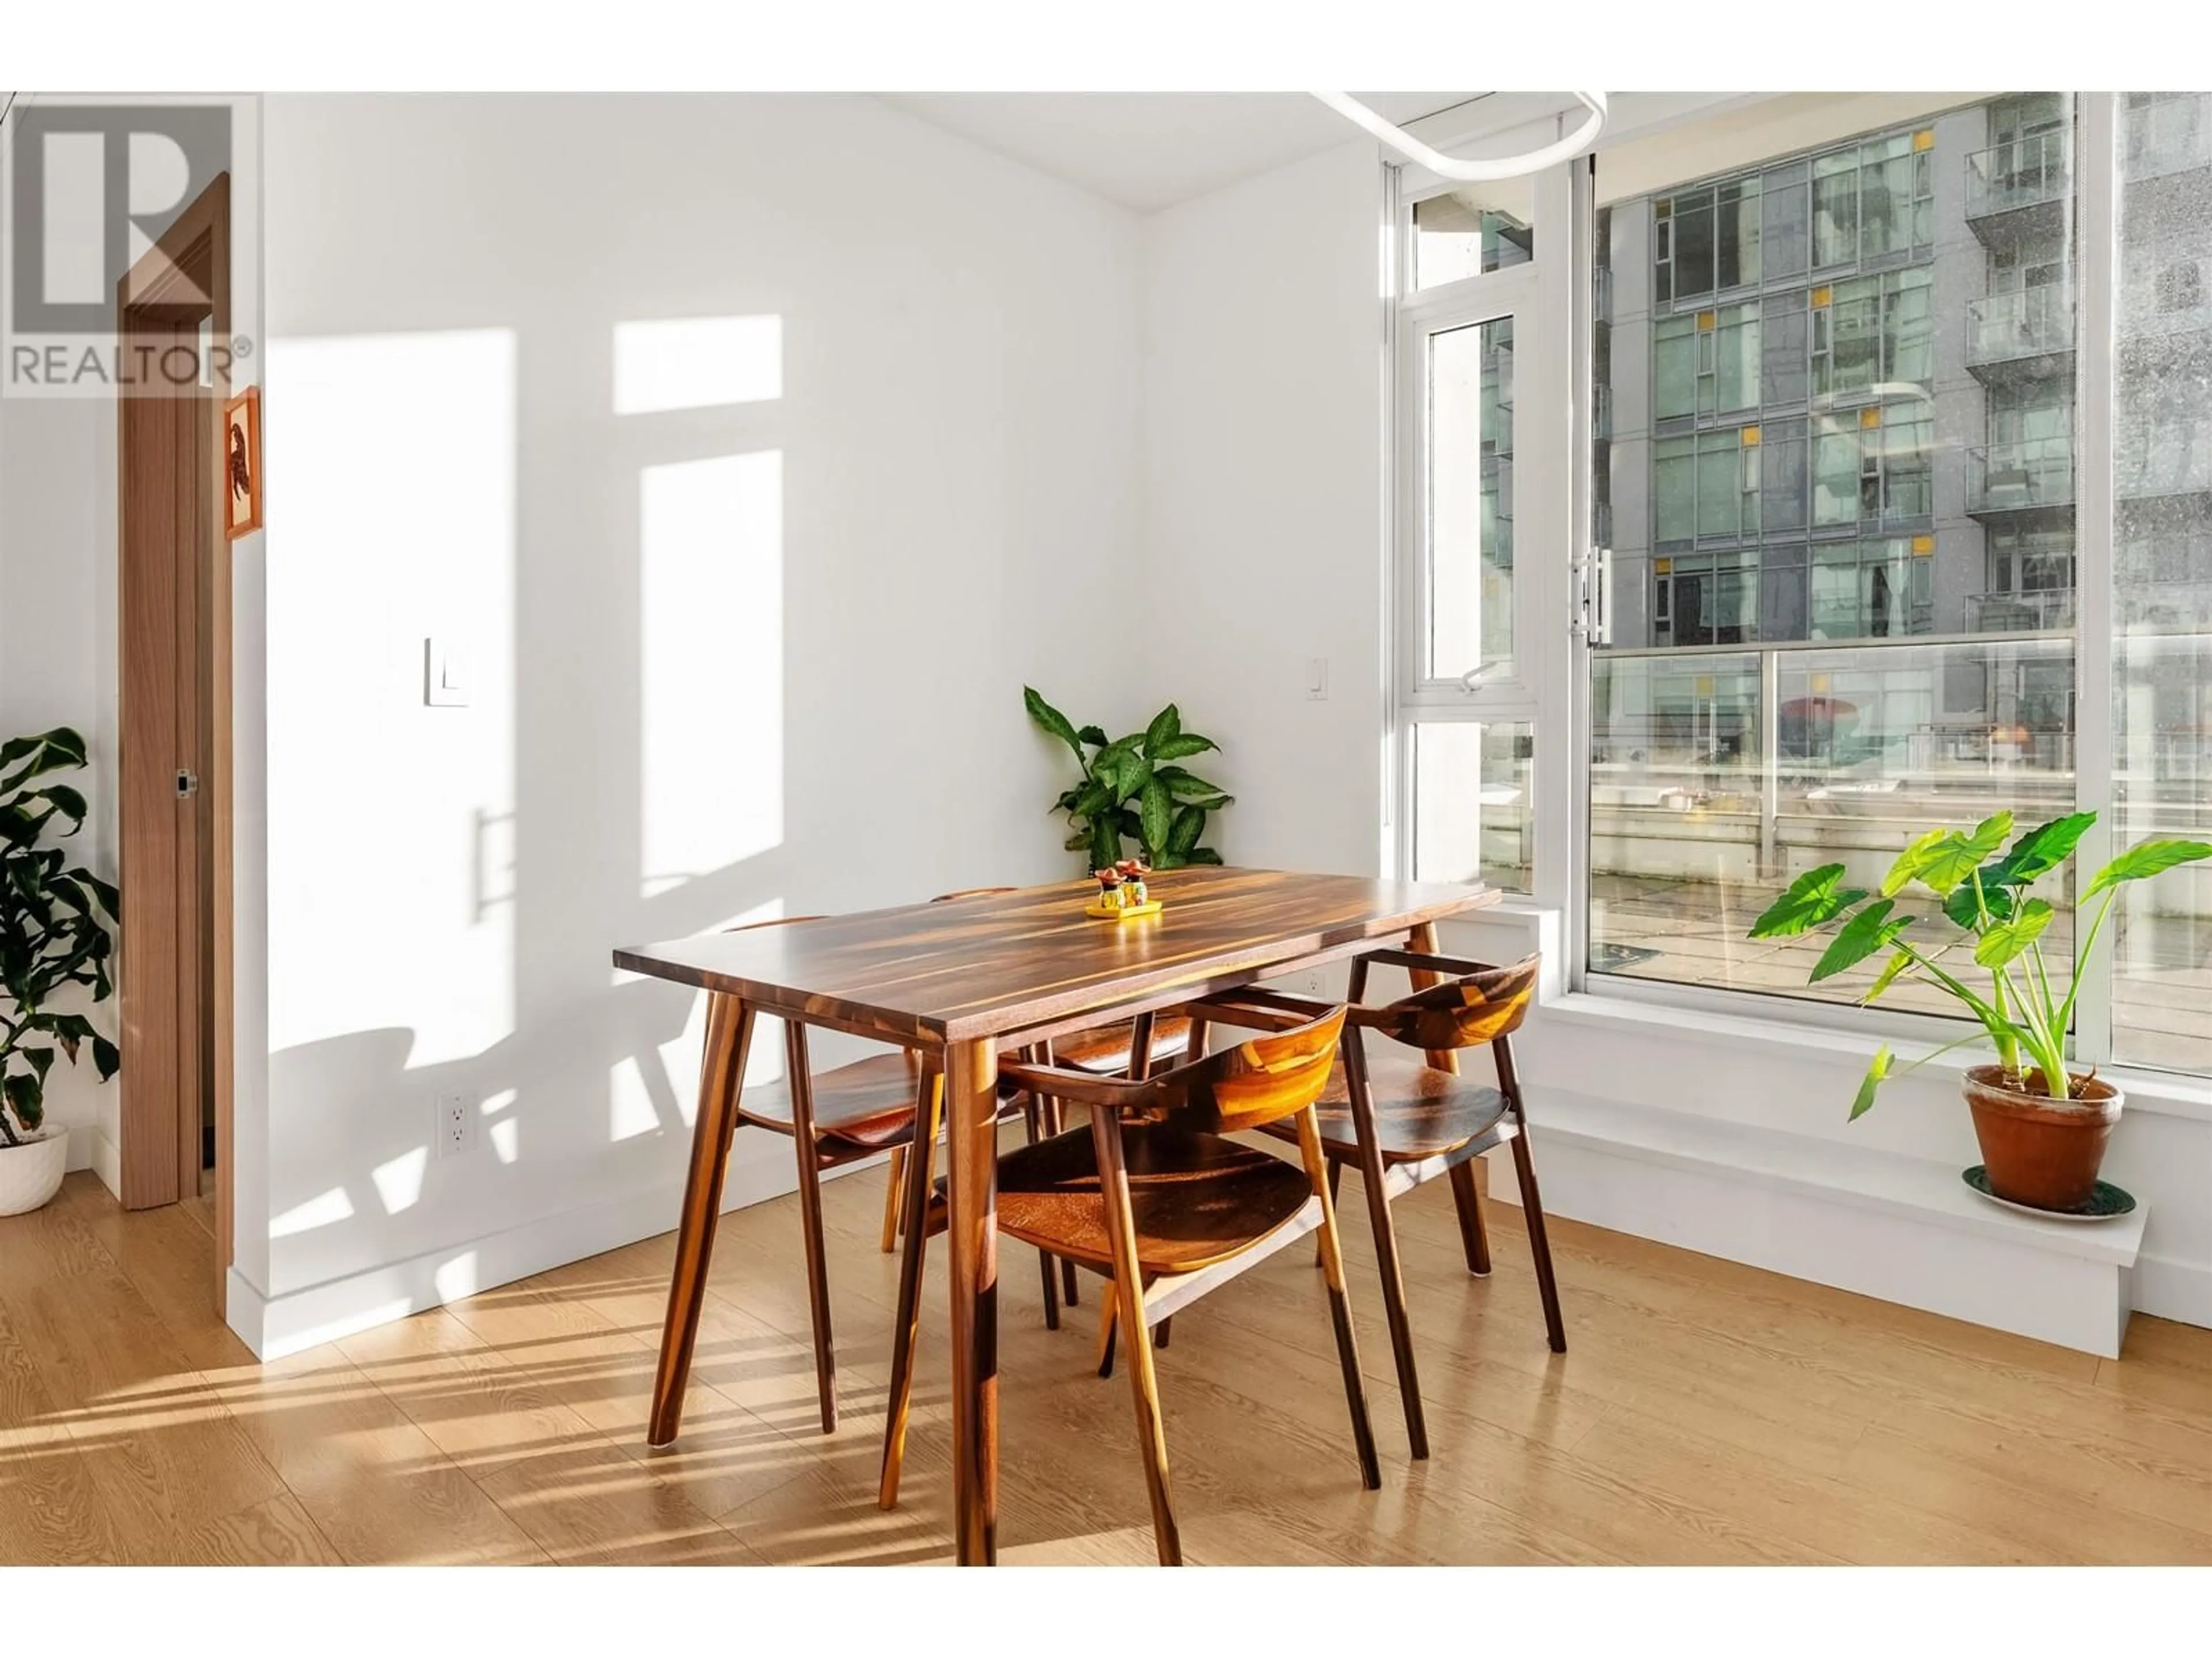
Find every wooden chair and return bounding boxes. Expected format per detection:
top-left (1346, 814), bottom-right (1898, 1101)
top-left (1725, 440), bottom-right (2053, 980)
top-left (709, 916), bottom-right (1047, 1436)
top-left (1228, 949), bottom-right (1563, 1462)
top-left (879, 887), bottom-right (1198, 1316)
top-left (878, 1001), bottom-right (1381, 1565)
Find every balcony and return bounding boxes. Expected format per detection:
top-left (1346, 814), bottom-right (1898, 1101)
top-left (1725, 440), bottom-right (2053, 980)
top-left (1965, 132), bottom-right (2072, 248)
top-left (2125, 100), bottom-right (2212, 183)
top-left (1965, 285), bottom-right (2073, 378)
top-left (1967, 435), bottom-right (2075, 518)
top-left (1969, 588), bottom-right (2075, 632)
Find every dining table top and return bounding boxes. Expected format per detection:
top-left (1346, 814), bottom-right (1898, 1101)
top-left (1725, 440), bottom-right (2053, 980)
top-left (613, 865), bottom-right (1497, 1044)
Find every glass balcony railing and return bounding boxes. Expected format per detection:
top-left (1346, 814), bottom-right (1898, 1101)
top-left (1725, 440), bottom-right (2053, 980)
top-left (2125, 101), bottom-right (2212, 181)
top-left (1966, 285), bottom-right (2073, 368)
top-left (1965, 131), bottom-right (2073, 222)
top-left (1969, 588), bottom-right (2076, 632)
top-left (1587, 634), bottom-right (2080, 1012)
top-left (1968, 435), bottom-right (2075, 514)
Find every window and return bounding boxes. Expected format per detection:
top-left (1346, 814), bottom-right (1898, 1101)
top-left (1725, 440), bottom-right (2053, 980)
top-left (2113, 90), bottom-right (2212, 1074)
top-left (1586, 95), bottom-right (2083, 1020)
top-left (1397, 169), bottom-right (1550, 898)
top-left (1414, 190), bottom-right (1535, 288)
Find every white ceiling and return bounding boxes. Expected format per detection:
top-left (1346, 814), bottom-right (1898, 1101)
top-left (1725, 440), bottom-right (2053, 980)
top-left (882, 92), bottom-right (1489, 213)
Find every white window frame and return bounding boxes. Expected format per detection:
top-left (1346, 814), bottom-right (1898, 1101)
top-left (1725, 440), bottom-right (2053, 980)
top-left (1385, 93), bottom-right (2167, 1078)
top-left (1387, 160), bottom-right (1575, 910)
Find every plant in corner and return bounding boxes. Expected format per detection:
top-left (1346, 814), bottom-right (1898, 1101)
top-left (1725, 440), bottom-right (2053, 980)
top-left (0, 728), bottom-right (121, 1216)
top-left (1747, 809), bottom-right (2210, 1212)
top-left (1024, 688), bottom-right (1234, 872)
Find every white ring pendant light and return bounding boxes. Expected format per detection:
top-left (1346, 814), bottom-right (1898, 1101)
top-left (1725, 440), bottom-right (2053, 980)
top-left (1313, 92), bottom-right (1608, 180)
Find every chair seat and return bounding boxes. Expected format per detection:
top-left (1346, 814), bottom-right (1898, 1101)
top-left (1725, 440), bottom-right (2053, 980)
top-left (983, 1126), bottom-right (1313, 1277)
top-left (1047, 1016), bottom-right (1194, 1077)
top-left (1260, 1046), bottom-right (1511, 1164)
top-left (736, 1051), bottom-right (923, 1154)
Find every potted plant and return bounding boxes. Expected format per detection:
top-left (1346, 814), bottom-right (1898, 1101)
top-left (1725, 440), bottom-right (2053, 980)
top-left (1025, 688), bottom-right (1233, 872)
top-left (1, 728), bottom-right (120, 1215)
top-left (1748, 810), bottom-right (2210, 1212)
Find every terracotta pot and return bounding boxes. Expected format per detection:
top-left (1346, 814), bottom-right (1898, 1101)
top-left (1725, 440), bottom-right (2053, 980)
top-left (1963, 1065), bottom-right (2122, 1211)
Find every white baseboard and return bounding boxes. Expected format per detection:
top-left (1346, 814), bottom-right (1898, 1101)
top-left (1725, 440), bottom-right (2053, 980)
top-left (226, 1147), bottom-right (876, 1361)
top-left (1484, 1089), bottom-right (2147, 1359)
top-left (65, 1125), bottom-right (122, 1200)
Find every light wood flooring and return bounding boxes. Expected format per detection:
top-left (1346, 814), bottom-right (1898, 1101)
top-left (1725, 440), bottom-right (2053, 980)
top-left (4, 1160), bottom-right (2211, 1566)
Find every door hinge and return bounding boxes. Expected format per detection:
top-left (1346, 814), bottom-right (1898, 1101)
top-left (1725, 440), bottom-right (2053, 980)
top-left (176, 769), bottom-right (199, 799)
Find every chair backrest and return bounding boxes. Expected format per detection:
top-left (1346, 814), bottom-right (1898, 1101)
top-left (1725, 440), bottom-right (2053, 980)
top-left (1146, 1004), bottom-right (1346, 1135)
top-left (1366, 955), bottom-right (1539, 1054)
top-left (931, 887), bottom-right (1017, 903)
top-left (724, 914), bottom-right (827, 933)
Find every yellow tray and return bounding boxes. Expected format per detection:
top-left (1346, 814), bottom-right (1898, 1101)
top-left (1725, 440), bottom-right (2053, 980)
top-left (1085, 898), bottom-right (1162, 922)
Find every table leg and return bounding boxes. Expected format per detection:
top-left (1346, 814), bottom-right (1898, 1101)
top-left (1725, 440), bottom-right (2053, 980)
top-left (944, 1035), bottom-right (1001, 1565)
top-left (648, 994), bottom-right (756, 1446)
top-left (1407, 922), bottom-right (1461, 1075)
top-left (1410, 921), bottom-right (1490, 1276)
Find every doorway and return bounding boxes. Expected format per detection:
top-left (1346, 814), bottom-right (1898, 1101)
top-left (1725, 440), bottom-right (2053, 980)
top-left (114, 173), bottom-right (233, 1304)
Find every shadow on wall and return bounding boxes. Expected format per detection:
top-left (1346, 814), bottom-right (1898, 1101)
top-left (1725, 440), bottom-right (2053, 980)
top-left (262, 313), bottom-right (806, 1312)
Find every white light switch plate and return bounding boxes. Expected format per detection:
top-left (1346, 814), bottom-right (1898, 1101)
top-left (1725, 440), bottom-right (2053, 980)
top-left (1306, 657), bottom-right (1329, 700)
top-left (425, 637), bottom-right (469, 707)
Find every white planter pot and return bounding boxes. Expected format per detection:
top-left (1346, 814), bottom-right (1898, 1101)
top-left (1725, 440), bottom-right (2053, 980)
top-left (0, 1129), bottom-right (69, 1215)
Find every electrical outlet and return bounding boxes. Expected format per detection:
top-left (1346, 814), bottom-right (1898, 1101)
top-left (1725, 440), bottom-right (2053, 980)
top-left (436, 1093), bottom-right (480, 1158)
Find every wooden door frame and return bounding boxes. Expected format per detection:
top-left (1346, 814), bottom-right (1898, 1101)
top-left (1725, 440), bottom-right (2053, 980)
top-left (115, 172), bottom-right (233, 1302)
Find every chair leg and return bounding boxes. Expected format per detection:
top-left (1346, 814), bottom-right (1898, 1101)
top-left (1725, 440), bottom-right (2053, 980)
top-left (1293, 1104), bottom-right (1381, 1491)
top-left (1448, 1157), bottom-right (1493, 1278)
top-left (1039, 1044), bottom-right (1080, 1309)
top-left (880, 1146), bottom-right (907, 1254)
top-left (1090, 1106), bottom-right (1181, 1565)
top-left (1024, 1089), bottom-right (1060, 1331)
top-left (1154, 1316), bottom-right (1171, 1351)
top-left (1094, 1289), bottom-right (1118, 1378)
top-left (783, 1024), bottom-right (838, 1434)
top-left (1510, 1128), bottom-right (1567, 1354)
top-left (1342, 1030), bottom-right (1428, 1457)
top-left (879, 1066), bottom-right (943, 1509)
top-left (1315, 1157), bottom-right (1342, 1268)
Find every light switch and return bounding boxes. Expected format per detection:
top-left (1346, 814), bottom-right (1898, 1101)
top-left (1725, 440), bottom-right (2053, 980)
top-left (425, 638), bottom-right (469, 707)
top-left (1306, 657), bottom-right (1329, 701)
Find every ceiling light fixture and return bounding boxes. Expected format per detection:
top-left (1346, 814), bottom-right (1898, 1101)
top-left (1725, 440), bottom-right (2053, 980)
top-left (1312, 92), bottom-right (1609, 180)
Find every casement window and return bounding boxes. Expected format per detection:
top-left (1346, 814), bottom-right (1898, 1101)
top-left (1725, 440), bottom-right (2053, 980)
top-left (1390, 90), bottom-right (2212, 1080)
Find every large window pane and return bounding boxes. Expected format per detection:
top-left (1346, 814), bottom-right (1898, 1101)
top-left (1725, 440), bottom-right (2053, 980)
top-left (1413, 721), bottom-right (1534, 893)
top-left (2113, 90), bottom-right (2212, 1074)
top-left (1426, 316), bottom-right (1516, 679)
top-left (1592, 96), bottom-right (2080, 1012)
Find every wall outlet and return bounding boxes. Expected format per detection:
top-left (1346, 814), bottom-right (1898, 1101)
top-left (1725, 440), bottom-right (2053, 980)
top-left (435, 1093), bottom-right (480, 1158)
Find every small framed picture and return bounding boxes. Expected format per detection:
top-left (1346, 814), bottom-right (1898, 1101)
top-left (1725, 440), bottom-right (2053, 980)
top-left (223, 386), bottom-right (263, 540)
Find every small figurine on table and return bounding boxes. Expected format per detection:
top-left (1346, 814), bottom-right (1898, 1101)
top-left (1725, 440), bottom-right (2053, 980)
top-left (1094, 866), bottom-right (1126, 911)
top-left (1116, 859), bottom-right (1150, 908)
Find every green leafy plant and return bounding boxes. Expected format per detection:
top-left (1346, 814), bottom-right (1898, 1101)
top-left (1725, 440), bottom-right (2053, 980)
top-left (1024, 687), bottom-right (1233, 871)
top-left (1, 728), bottom-right (120, 1147)
top-left (1749, 810), bottom-right (2211, 1119)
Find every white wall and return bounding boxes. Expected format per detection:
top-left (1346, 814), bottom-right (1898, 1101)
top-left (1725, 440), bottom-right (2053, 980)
top-left (240, 94), bottom-right (1141, 1351)
top-left (1139, 139), bottom-right (1388, 877)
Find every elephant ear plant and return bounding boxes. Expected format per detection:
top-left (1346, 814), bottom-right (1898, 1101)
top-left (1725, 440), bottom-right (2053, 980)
top-left (1749, 810), bottom-right (2210, 1120)
top-left (0, 728), bottom-right (120, 1147)
top-left (1025, 688), bottom-right (1233, 871)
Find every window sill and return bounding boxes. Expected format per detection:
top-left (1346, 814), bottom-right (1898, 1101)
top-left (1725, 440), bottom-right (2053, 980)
top-left (1539, 987), bottom-right (2212, 1125)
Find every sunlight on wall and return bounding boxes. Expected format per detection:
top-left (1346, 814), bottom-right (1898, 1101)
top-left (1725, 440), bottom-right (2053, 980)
top-left (613, 315), bottom-right (782, 415)
top-left (264, 328), bottom-right (517, 1067)
top-left (639, 451), bottom-right (784, 897)
top-left (269, 1185), bottom-right (355, 1238)
top-left (370, 1146), bottom-right (429, 1215)
top-left (611, 899), bottom-right (783, 1143)
top-left (484, 1088), bottom-right (520, 1165)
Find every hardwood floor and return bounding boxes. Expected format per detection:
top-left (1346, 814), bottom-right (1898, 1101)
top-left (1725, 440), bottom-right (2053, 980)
top-left (4, 1160), bottom-right (2210, 1565)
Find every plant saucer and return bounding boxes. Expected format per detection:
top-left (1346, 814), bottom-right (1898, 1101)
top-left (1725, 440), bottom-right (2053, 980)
top-left (1961, 1165), bottom-right (2137, 1222)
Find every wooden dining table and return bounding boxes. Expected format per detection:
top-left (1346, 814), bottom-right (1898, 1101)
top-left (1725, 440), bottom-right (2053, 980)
top-left (613, 864), bottom-right (1495, 1564)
